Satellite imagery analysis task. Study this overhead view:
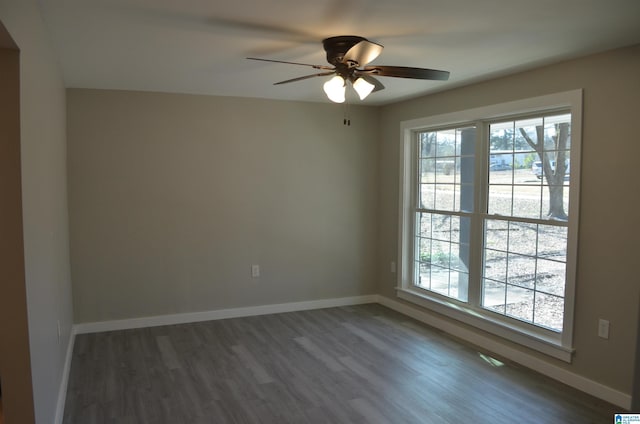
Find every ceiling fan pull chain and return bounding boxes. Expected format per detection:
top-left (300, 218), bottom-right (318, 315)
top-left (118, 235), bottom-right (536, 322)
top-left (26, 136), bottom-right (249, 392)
top-left (343, 102), bottom-right (351, 126)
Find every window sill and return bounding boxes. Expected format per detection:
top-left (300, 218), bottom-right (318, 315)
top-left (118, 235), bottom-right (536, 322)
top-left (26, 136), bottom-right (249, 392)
top-left (396, 286), bottom-right (574, 363)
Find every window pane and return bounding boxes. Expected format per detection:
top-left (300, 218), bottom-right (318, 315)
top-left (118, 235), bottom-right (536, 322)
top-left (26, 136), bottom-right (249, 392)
top-left (512, 184), bottom-right (542, 219)
top-left (507, 254), bottom-right (536, 289)
top-left (489, 155), bottom-right (514, 185)
top-left (491, 115), bottom-right (571, 222)
top-left (541, 184), bottom-right (570, 220)
top-left (430, 266), bottom-right (450, 296)
top-left (431, 215), bottom-right (450, 241)
top-left (536, 259), bottom-right (565, 296)
top-left (490, 122), bottom-right (514, 152)
top-left (534, 292), bottom-right (564, 331)
top-left (434, 184), bottom-right (456, 211)
top-left (483, 279), bottom-right (505, 314)
top-left (482, 218), bottom-right (567, 333)
top-left (431, 240), bottom-right (451, 268)
top-left (508, 222), bottom-right (537, 256)
top-left (419, 183), bottom-right (435, 209)
top-left (418, 237), bottom-right (431, 263)
top-left (485, 219), bottom-right (508, 251)
top-left (520, 158), bottom-right (544, 186)
top-left (451, 242), bottom-right (469, 272)
top-left (417, 212), bottom-right (432, 238)
top-left (420, 159), bottom-right (436, 182)
top-left (505, 285), bottom-right (534, 322)
top-left (459, 183), bottom-right (474, 213)
top-left (417, 127), bottom-right (475, 213)
top-left (452, 271), bottom-right (469, 302)
top-left (482, 220), bottom-right (567, 331)
top-left (414, 210), bottom-right (470, 302)
top-left (488, 185), bottom-right (511, 215)
top-left (537, 225), bottom-right (567, 261)
top-left (484, 250), bottom-right (507, 282)
top-left (450, 215), bottom-right (460, 234)
top-left (420, 134), bottom-right (436, 158)
top-left (516, 117), bottom-right (543, 143)
top-left (481, 113), bottom-right (571, 332)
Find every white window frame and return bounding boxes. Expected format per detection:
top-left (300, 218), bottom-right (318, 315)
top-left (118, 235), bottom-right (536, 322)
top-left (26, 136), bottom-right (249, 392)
top-left (397, 90), bottom-right (582, 362)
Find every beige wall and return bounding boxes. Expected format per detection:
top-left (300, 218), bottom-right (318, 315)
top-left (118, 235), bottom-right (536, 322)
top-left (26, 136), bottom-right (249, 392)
top-left (376, 44), bottom-right (640, 396)
top-left (67, 90), bottom-right (379, 323)
top-left (0, 1), bottom-right (73, 423)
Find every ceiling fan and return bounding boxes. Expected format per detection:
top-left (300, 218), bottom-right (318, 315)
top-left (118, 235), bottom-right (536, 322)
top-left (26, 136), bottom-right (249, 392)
top-left (248, 35), bottom-right (450, 103)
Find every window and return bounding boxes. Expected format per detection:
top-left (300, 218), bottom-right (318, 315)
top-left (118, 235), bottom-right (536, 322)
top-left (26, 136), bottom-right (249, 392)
top-left (398, 91), bottom-right (582, 362)
top-left (415, 126), bottom-right (476, 303)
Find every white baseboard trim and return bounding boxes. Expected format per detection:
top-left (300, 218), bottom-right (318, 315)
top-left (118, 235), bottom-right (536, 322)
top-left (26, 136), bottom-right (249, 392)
top-left (54, 326), bottom-right (76, 424)
top-left (73, 294), bottom-right (378, 335)
top-left (376, 295), bottom-right (632, 410)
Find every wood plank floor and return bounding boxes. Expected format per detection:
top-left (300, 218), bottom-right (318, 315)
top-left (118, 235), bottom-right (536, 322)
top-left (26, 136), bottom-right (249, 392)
top-left (63, 304), bottom-right (620, 423)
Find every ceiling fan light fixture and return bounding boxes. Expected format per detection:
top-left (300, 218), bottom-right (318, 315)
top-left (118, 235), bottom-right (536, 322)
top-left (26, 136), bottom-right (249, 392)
top-left (323, 75), bottom-right (345, 103)
top-left (352, 77), bottom-right (375, 100)
top-left (248, 35), bottom-right (450, 105)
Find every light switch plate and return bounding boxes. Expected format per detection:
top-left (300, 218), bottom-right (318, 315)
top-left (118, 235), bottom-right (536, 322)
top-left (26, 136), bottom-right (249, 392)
top-left (598, 319), bottom-right (609, 339)
top-left (251, 264), bottom-right (260, 278)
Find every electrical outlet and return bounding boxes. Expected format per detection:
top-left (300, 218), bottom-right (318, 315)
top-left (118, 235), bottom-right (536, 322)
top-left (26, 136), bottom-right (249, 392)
top-left (390, 261), bottom-right (397, 273)
top-left (598, 319), bottom-right (610, 339)
top-left (251, 264), bottom-right (260, 278)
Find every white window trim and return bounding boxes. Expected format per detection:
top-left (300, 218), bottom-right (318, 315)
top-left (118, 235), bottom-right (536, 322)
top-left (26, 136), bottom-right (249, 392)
top-left (397, 90), bottom-right (582, 362)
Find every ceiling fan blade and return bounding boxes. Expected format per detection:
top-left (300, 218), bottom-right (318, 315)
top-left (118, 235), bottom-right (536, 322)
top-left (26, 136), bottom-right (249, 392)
top-left (362, 65), bottom-right (450, 81)
top-left (274, 71), bottom-right (336, 85)
top-left (208, 17), bottom-right (318, 42)
top-left (247, 57), bottom-right (334, 70)
top-left (343, 40), bottom-right (384, 66)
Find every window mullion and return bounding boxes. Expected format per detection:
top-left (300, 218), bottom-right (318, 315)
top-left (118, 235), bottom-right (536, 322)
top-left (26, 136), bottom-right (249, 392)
top-left (410, 131), bottom-right (420, 287)
top-left (466, 121), bottom-right (488, 308)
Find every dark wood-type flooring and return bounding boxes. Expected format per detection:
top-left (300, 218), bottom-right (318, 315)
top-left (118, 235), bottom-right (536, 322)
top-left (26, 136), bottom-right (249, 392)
top-left (63, 304), bottom-right (620, 423)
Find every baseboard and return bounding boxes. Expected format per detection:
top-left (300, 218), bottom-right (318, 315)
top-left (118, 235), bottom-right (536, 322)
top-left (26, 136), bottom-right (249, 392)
top-left (376, 295), bottom-right (632, 410)
top-left (73, 294), bottom-right (378, 335)
top-left (54, 327), bottom-right (76, 424)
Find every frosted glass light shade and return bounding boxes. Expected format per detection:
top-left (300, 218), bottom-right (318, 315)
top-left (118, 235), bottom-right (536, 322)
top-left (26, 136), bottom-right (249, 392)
top-left (353, 77), bottom-right (375, 100)
top-left (323, 75), bottom-right (346, 103)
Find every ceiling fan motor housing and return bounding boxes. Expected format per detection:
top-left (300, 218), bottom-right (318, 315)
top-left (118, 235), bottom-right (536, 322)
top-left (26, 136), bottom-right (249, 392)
top-left (322, 36), bottom-right (367, 66)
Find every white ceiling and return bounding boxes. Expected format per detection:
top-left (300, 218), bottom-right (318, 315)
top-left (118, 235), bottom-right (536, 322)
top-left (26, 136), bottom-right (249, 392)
top-left (37, 0), bottom-right (640, 105)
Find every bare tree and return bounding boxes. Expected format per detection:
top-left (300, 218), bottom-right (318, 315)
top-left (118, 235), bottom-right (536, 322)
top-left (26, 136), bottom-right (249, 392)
top-left (519, 123), bottom-right (570, 220)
